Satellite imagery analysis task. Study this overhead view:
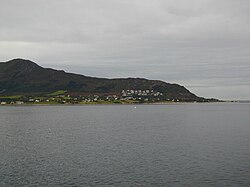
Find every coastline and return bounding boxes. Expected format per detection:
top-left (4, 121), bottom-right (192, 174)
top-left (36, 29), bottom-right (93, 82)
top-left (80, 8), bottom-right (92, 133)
top-left (0, 101), bottom-right (231, 107)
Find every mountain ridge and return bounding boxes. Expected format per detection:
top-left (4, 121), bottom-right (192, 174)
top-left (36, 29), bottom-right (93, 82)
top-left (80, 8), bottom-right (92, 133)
top-left (0, 59), bottom-right (215, 102)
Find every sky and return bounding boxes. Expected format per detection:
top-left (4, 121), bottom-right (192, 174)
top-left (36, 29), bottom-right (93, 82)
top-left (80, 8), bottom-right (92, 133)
top-left (0, 0), bottom-right (250, 100)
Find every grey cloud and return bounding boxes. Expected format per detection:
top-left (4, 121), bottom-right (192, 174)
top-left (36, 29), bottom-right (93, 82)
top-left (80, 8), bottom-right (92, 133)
top-left (1, 0), bottom-right (250, 99)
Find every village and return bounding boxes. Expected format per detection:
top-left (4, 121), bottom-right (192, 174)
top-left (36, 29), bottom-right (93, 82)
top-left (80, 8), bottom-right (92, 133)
top-left (0, 89), bottom-right (182, 105)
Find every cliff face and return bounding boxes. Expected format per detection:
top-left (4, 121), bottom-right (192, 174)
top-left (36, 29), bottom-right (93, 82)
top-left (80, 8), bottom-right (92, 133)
top-left (0, 58), bottom-right (202, 101)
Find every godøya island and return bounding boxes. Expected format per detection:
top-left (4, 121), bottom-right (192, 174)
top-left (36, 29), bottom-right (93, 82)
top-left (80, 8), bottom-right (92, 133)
top-left (0, 59), bottom-right (219, 105)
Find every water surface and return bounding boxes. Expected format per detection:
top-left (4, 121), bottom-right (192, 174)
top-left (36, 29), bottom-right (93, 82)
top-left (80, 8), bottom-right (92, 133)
top-left (0, 103), bottom-right (250, 186)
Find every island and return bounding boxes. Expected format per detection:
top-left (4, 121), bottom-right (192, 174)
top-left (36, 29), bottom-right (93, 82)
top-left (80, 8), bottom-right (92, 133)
top-left (0, 59), bottom-right (219, 105)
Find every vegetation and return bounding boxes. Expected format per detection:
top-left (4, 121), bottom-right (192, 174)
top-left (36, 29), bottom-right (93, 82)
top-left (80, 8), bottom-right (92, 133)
top-left (0, 95), bottom-right (22, 99)
top-left (0, 59), bottom-right (220, 104)
top-left (0, 59), bottom-right (203, 101)
top-left (47, 90), bottom-right (67, 96)
top-left (0, 92), bottom-right (219, 105)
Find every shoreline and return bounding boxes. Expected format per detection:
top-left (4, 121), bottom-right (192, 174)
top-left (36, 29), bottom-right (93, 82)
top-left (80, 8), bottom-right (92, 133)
top-left (0, 101), bottom-right (238, 107)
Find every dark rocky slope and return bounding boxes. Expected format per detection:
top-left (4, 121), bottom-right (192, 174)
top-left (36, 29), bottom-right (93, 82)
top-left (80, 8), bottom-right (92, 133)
top-left (0, 59), bottom-right (212, 101)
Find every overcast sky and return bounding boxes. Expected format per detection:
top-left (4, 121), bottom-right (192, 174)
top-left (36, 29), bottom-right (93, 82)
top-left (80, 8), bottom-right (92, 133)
top-left (1, 0), bottom-right (250, 100)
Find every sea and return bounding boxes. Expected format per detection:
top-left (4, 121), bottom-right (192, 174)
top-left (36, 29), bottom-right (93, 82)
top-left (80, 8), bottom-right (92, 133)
top-left (0, 103), bottom-right (249, 187)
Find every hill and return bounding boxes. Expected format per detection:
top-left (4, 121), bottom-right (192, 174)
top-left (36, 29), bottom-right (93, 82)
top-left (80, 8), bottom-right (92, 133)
top-left (0, 59), bottom-right (214, 102)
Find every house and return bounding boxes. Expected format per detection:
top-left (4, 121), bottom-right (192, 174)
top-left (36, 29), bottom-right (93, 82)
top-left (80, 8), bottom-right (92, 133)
top-left (16, 101), bottom-right (24, 105)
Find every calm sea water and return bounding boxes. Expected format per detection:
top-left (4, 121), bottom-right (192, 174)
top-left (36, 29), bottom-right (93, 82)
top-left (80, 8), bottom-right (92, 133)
top-left (0, 103), bottom-right (250, 187)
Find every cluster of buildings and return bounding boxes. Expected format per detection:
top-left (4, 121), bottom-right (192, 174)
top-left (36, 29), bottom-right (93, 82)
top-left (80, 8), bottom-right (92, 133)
top-left (0, 89), bottom-right (168, 105)
top-left (121, 89), bottom-right (164, 101)
top-left (0, 94), bottom-right (120, 105)
top-left (122, 89), bottom-right (163, 97)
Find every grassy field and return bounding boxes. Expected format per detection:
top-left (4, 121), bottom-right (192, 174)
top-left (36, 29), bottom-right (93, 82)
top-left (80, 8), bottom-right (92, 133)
top-left (0, 95), bottom-right (23, 99)
top-left (47, 90), bottom-right (67, 96)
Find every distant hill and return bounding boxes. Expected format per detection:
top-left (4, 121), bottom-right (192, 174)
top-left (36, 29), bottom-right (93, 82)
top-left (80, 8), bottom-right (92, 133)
top-left (0, 59), bottom-right (216, 102)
